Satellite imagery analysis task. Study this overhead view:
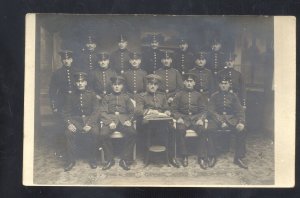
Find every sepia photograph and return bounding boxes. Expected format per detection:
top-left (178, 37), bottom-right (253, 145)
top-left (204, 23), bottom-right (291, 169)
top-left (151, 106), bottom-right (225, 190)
top-left (23, 14), bottom-right (295, 187)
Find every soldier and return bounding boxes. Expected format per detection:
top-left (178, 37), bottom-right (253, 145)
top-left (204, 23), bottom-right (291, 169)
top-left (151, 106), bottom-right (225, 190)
top-left (62, 72), bottom-right (100, 171)
top-left (174, 38), bottom-right (194, 75)
top-left (189, 51), bottom-right (215, 98)
top-left (171, 73), bottom-right (215, 169)
top-left (122, 52), bottom-right (147, 99)
top-left (89, 52), bottom-right (117, 99)
top-left (99, 76), bottom-right (136, 171)
top-left (49, 50), bottom-right (77, 114)
top-left (78, 35), bottom-right (98, 72)
top-left (217, 53), bottom-right (246, 108)
top-left (155, 50), bottom-right (184, 104)
top-left (142, 33), bottom-right (164, 74)
top-left (207, 38), bottom-right (225, 76)
top-left (111, 35), bottom-right (131, 74)
top-left (136, 74), bottom-right (180, 168)
top-left (207, 76), bottom-right (247, 169)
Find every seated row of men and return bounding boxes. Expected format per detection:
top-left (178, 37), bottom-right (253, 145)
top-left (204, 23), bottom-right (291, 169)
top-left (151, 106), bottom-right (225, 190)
top-left (59, 70), bottom-right (247, 172)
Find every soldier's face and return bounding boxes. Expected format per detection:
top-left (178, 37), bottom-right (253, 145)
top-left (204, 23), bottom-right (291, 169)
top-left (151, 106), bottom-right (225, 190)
top-left (86, 43), bottom-right (96, 51)
top-left (151, 41), bottom-right (159, 49)
top-left (184, 78), bottom-right (195, 90)
top-left (225, 60), bottom-right (235, 68)
top-left (219, 81), bottom-right (230, 91)
top-left (212, 43), bottom-right (221, 51)
top-left (179, 43), bottom-right (188, 51)
top-left (161, 57), bottom-right (172, 67)
top-left (195, 58), bottom-right (206, 67)
top-left (76, 80), bottom-right (87, 90)
top-left (147, 82), bottom-right (159, 93)
top-left (98, 59), bottom-right (110, 68)
top-left (118, 41), bottom-right (128, 49)
top-left (62, 57), bottom-right (73, 67)
top-left (129, 58), bottom-right (141, 68)
top-left (112, 82), bottom-right (124, 93)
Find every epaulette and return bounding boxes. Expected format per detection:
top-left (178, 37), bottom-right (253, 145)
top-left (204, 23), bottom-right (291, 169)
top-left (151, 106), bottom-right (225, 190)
top-left (211, 91), bottom-right (220, 97)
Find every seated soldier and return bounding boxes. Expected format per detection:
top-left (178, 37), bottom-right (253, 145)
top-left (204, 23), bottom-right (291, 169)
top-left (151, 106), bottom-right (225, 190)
top-left (99, 76), bottom-right (136, 171)
top-left (207, 76), bottom-right (247, 169)
top-left (172, 73), bottom-right (215, 169)
top-left (123, 52), bottom-right (147, 99)
top-left (62, 72), bottom-right (100, 171)
top-left (136, 74), bottom-right (180, 168)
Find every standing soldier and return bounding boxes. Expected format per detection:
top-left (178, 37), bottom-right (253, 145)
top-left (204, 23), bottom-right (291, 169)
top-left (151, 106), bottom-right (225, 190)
top-left (172, 73), bottom-right (215, 169)
top-left (207, 76), bottom-right (247, 169)
top-left (62, 72), bottom-right (100, 171)
top-left (217, 53), bottom-right (246, 108)
top-left (142, 33), bottom-right (164, 74)
top-left (207, 38), bottom-right (225, 76)
top-left (155, 50), bottom-right (184, 105)
top-left (99, 76), bottom-right (136, 171)
top-left (123, 52), bottom-right (147, 99)
top-left (111, 35), bottom-right (131, 74)
top-left (78, 35), bottom-right (98, 72)
top-left (189, 51), bottom-right (215, 99)
top-left (135, 74), bottom-right (180, 168)
top-left (90, 52), bottom-right (117, 99)
top-left (174, 38), bottom-right (194, 75)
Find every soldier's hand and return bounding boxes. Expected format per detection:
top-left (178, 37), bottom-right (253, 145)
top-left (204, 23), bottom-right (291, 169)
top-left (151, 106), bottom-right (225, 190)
top-left (164, 110), bottom-right (171, 116)
top-left (124, 120), bottom-right (132, 127)
top-left (68, 124), bottom-right (77, 133)
top-left (196, 119), bottom-right (204, 126)
top-left (236, 123), bottom-right (245, 131)
top-left (96, 95), bottom-right (102, 100)
top-left (167, 97), bottom-right (174, 104)
top-left (109, 122), bottom-right (117, 129)
top-left (221, 122), bottom-right (228, 128)
top-left (83, 125), bottom-right (92, 132)
top-left (177, 118), bottom-right (184, 124)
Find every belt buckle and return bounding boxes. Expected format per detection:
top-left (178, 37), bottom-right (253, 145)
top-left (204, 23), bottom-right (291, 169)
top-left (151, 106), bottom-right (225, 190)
top-left (115, 112), bottom-right (120, 115)
top-left (103, 91), bottom-right (107, 94)
top-left (229, 90), bottom-right (233, 93)
top-left (82, 115), bottom-right (86, 118)
top-left (121, 70), bottom-right (124, 74)
top-left (166, 89), bottom-right (169, 93)
top-left (182, 71), bottom-right (185, 75)
top-left (134, 90), bottom-right (137, 94)
top-left (200, 89), bottom-right (203, 92)
top-left (68, 91), bottom-right (72, 94)
top-left (188, 112), bottom-right (192, 115)
top-left (223, 112), bottom-right (227, 115)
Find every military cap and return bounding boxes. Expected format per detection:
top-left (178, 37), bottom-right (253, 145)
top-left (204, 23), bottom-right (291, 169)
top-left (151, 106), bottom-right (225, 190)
top-left (58, 50), bottom-right (73, 59)
top-left (97, 52), bottom-right (110, 60)
top-left (160, 49), bottom-right (174, 59)
top-left (145, 74), bottom-right (162, 83)
top-left (218, 75), bottom-right (232, 83)
top-left (182, 73), bottom-right (198, 81)
top-left (143, 33), bottom-right (164, 44)
top-left (129, 52), bottom-right (142, 60)
top-left (178, 38), bottom-right (189, 45)
top-left (225, 52), bottom-right (237, 61)
top-left (195, 51), bottom-right (208, 60)
top-left (84, 35), bottom-right (96, 44)
top-left (74, 72), bottom-right (88, 81)
top-left (211, 37), bottom-right (222, 45)
top-left (111, 76), bottom-right (125, 84)
top-left (118, 34), bottom-right (128, 42)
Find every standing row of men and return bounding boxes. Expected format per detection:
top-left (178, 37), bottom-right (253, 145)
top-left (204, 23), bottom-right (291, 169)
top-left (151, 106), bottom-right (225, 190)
top-left (49, 33), bottom-right (248, 172)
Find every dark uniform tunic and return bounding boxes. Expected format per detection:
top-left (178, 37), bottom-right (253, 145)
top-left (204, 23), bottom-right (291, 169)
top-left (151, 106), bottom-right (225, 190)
top-left (49, 66), bottom-right (77, 112)
top-left (174, 50), bottom-right (194, 75)
top-left (207, 51), bottom-right (225, 75)
top-left (62, 90), bottom-right (100, 162)
top-left (189, 67), bottom-right (215, 98)
top-left (99, 93), bottom-right (136, 162)
top-left (207, 90), bottom-right (246, 158)
top-left (171, 89), bottom-right (214, 157)
top-left (142, 48), bottom-right (163, 74)
top-left (78, 50), bottom-right (98, 72)
top-left (217, 68), bottom-right (246, 107)
top-left (111, 49), bottom-right (131, 74)
top-left (89, 67), bottom-right (117, 96)
top-left (123, 68), bottom-right (147, 98)
top-left (155, 67), bottom-right (184, 99)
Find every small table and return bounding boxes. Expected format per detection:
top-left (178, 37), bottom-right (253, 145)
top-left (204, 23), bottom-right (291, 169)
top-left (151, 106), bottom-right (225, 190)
top-left (143, 116), bottom-right (173, 167)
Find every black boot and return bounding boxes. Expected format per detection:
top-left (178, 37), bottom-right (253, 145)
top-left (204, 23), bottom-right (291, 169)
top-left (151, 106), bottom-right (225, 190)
top-left (208, 156), bottom-right (217, 168)
top-left (170, 157), bottom-right (180, 168)
top-left (102, 160), bottom-right (115, 170)
top-left (119, 159), bottom-right (130, 171)
top-left (234, 158), bottom-right (248, 169)
top-left (64, 161), bottom-right (76, 172)
top-left (198, 158), bottom-right (208, 170)
top-left (182, 156), bottom-right (188, 167)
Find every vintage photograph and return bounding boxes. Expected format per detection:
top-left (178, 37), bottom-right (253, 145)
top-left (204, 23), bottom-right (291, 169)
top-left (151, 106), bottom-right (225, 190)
top-left (23, 14), bottom-right (295, 186)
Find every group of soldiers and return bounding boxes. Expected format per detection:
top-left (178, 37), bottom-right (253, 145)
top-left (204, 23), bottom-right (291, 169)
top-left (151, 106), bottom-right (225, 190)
top-left (49, 33), bottom-right (248, 172)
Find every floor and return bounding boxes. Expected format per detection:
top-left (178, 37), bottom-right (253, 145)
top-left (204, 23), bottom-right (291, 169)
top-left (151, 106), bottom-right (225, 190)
top-left (33, 124), bottom-right (274, 186)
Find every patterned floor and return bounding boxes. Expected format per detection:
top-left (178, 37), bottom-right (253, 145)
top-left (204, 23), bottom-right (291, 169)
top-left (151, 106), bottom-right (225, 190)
top-left (33, 126), bottom-right (274, 186)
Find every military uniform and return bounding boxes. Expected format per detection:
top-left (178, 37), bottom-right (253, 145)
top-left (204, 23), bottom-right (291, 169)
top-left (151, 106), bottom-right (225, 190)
top-left (207, 51), bottom-right (225, 75)
top-left (99, 92), bottom-right (136, 163)
top-left (174, 39), bottom-right (194, 75)
top-left (207, 90), bottom-right (246, 160)
top-left (62, 73), bottom-right (100, 169)
top-left (78, 36), bottom-right (98, 72)
top-left (111, 48), bottom-right (131, 74)
top-left (123, 68), bottom-right (147, 98)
